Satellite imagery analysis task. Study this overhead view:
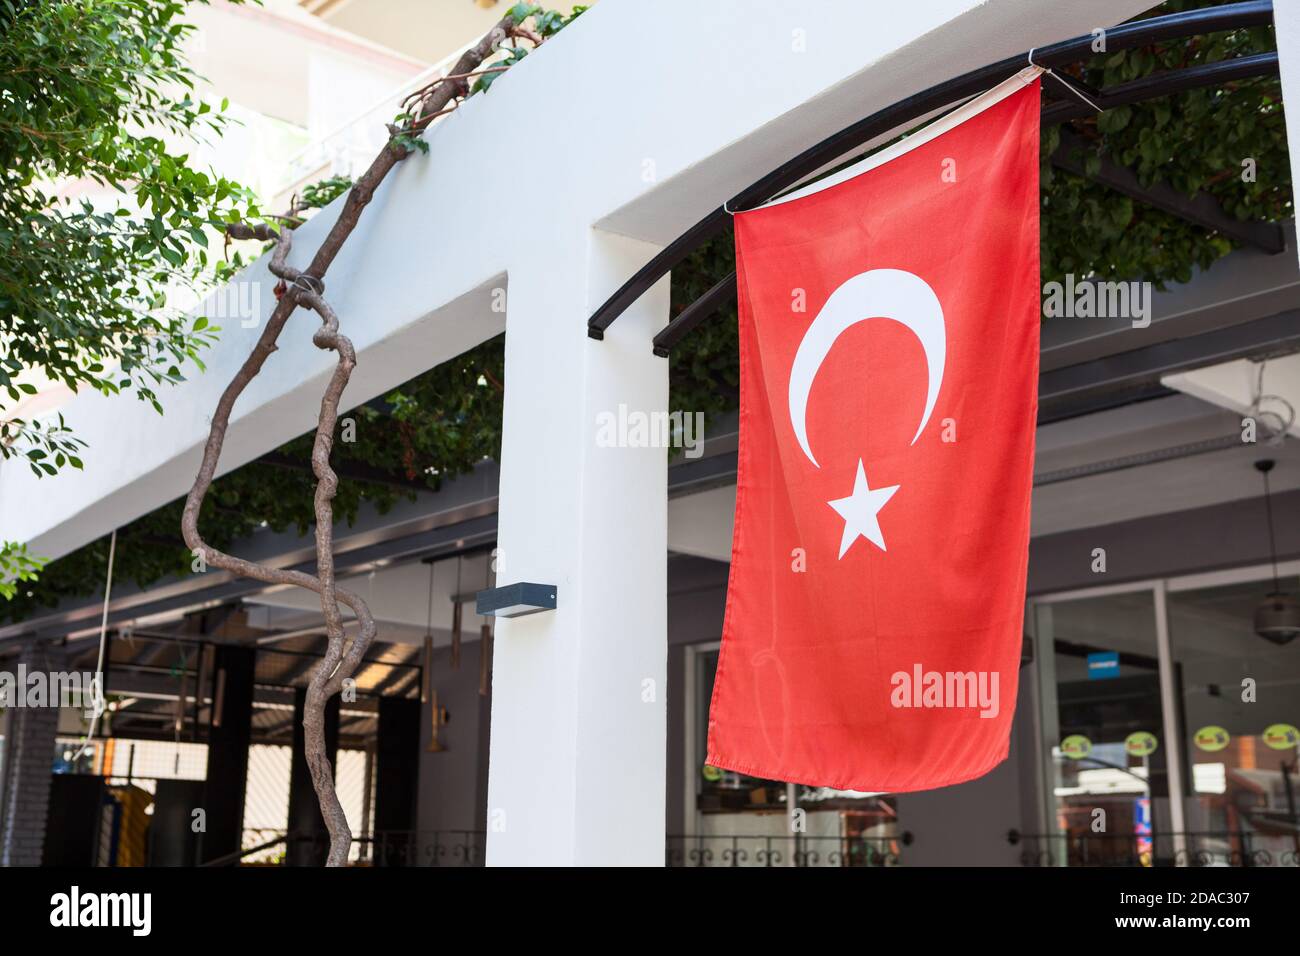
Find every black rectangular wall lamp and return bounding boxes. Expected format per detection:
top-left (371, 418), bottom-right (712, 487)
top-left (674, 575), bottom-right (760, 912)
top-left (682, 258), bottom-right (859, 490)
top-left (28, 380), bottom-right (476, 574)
top-left (476, 582), bottom-right (558, 618)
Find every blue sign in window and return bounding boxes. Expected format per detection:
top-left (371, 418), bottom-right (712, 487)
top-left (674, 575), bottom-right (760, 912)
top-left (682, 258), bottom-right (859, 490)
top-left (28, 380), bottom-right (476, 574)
top-left (1087, 651), bottom-right (1120, 680)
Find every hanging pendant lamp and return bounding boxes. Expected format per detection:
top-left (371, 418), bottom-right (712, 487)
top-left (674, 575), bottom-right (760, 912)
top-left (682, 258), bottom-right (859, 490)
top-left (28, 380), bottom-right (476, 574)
top-left (1253, 459), bottom-right (1299, 646)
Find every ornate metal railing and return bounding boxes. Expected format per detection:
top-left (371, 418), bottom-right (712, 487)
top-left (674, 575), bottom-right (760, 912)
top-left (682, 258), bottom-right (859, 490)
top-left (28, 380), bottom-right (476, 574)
top-left (229, 829), bottom-right (485, 866)
top-left (365, 829), bottom-right (486, 867)
top-left (665, 833), bottom-right (909, 867)
top-left (231, 829), bottom-right (907, 866)
top-left (1007, 829), bottom-right (1300, 867)
top-left (227, 827), bottom-right (1298, 866)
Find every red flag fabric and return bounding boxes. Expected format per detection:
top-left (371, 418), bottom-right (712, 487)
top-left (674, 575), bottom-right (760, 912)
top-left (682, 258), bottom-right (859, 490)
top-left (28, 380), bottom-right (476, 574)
top-left (706, 71), bottom-right (1042, 792)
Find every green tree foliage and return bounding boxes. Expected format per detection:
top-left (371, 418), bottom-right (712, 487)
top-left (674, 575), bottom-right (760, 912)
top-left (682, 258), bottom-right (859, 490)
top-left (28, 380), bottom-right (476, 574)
top-left (0, 0), bottom-right (260, 595)
top-left (469, 3), bottom-right (588, 95)
top-left (1042, 0), bottom-right (1288, 287)
top-left (0, 0), bottom-right (254, 475)
top-left (0, 541), bottom-right (42, 600)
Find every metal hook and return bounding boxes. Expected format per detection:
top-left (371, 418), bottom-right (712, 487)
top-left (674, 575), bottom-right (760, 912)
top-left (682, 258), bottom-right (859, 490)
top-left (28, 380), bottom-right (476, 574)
top-left (1029, 47), bottom-right (1102, 113)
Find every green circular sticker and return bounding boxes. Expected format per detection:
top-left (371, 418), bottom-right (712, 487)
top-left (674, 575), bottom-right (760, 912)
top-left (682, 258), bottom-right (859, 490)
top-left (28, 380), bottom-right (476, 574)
top-left (1262, 723), bottom-right (1300, 750)
top-left (1193, 726), bottom-right (1231, 752)
top-left (1125, 731), bottom-right (1158, 757)
top-left (1060, 734), bottom-right (1092, 759)
top-left (701, 764), bottom-right (723, 782)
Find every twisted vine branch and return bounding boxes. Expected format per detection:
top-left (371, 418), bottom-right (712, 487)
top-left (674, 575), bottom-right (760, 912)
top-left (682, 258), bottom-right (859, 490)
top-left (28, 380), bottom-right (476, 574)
top-left (182, 11), bottom-right (539, 867)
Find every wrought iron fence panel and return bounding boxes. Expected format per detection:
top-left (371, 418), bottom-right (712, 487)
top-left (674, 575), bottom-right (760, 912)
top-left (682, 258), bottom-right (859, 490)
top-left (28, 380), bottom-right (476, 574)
top-left (1007, 829), bottom-right (1300, 867)
top-left (665, 834), bottom-right (902, 867)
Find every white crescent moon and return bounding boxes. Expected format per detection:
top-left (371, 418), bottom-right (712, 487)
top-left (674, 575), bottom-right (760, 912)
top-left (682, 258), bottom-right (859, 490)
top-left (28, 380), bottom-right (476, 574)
top-left (788, 269), bottom-right (945, 467)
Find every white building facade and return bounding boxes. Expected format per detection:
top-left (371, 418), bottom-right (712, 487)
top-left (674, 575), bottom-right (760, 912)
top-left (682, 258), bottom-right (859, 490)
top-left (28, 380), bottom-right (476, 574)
top-left (2, 0), bottom-right (1299, 867)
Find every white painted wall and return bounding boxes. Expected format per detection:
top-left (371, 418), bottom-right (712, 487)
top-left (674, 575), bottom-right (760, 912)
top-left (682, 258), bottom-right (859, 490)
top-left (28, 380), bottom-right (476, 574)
top-left (484, 229), bottom-right (670, 865)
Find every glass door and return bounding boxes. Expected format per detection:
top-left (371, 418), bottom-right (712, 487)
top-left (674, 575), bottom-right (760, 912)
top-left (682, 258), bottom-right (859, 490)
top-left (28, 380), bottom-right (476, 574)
top-left (1033, 588), bottom-right (1175, 865)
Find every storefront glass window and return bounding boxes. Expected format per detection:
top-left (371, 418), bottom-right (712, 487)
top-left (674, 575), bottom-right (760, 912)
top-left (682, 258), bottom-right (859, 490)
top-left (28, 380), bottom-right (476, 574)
top-left (1167, 576), bottom-right (1300, 867)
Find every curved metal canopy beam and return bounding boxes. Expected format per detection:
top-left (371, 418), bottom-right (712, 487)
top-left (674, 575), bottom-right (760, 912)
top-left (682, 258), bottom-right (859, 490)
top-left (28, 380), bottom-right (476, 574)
top-left (651, 50), bottom-right (1282, 357)
top-left (584, 0), bottom-right (1275, 348)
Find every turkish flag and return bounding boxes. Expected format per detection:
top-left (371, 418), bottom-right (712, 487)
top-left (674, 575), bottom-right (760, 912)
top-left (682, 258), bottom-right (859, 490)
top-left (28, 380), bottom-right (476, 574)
top-left (706, 71), bottom-right (1041, 792)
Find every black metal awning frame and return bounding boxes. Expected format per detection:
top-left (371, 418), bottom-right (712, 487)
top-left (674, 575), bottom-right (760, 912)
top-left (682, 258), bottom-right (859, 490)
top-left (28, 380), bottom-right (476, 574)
top-left (585, 0), bottom-right (1283, 356)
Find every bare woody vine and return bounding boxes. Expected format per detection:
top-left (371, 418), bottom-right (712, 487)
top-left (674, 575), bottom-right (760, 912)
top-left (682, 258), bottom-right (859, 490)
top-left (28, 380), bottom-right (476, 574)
top-left (182, 4), bottom-right (583, 867)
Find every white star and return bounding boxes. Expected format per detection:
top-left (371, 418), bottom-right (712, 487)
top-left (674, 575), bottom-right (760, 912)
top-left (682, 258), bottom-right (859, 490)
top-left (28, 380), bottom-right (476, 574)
top-left (827, 460), bottom-right (900, 558)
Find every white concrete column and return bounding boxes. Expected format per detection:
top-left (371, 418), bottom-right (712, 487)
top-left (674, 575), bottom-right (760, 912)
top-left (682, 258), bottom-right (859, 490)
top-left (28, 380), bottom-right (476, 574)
top-left (486, 229), bottom-right (670, 866)
top-left (1275, 0), bottom-right (1300, 273)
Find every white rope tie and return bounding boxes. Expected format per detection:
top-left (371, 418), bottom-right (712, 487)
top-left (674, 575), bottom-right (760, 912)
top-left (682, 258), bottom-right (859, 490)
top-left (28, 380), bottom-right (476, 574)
top-left (1029, 48), bottom-right (1103, 113)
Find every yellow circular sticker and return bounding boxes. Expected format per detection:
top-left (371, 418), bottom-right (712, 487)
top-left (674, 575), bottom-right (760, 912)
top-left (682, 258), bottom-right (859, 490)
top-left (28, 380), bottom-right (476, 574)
top-left (1060, 734), bottom-right (1092, 759)
top-left (1125, 731), bottom-right (1158, 757)
top-left (1193, 726), bottom-right (1231, 752)
top-left (701, 764), bottom-right (723, 782)
top-left (1262, 723), bottom-right (1300, 750)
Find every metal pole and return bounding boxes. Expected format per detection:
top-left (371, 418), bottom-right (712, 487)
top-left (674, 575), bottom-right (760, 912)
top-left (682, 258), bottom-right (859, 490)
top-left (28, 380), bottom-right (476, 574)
top-left (786, 780), bottom-right (799, 868)
top-left (1281, 758), bottom-right (1300, 858)
top-left (1031, 603), bottom-right (1065, 866)
top-left (1153, 580), bottom-right (1188, 864)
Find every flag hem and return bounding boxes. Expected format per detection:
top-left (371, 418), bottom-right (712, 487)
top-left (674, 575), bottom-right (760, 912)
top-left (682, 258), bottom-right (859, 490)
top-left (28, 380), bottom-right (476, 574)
top-left (702, 746), bottom-right (1011, 795)
top-left (754, 65), bottom-right (1043, 212)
